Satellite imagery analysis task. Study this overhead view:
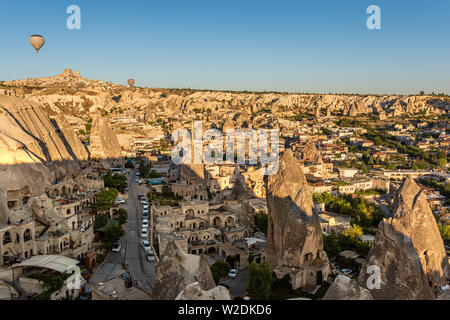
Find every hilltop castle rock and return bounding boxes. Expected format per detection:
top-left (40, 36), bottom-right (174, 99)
top-left (152, 241), bottom-right (216, 300)
top-left (266, 149), bottom-right (330, 289)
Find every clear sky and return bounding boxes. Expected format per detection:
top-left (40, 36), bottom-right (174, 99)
top-left (1, 0), bottom-right (449, 94)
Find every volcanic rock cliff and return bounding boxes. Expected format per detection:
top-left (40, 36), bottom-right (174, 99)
top-left (357, 218), bottom-right (435, 300)
top-left (88, 112), bottom-right (121, 160)
top-left (152, 241), bottom-right (216, 300)
top-left (175, 282), bottom-right (232, 300)
top-left (266, 149), bottom-right (326, 269)
top-left (392, 177), bottom-right (449, 287)
top-left (357, 177), bottom-right (449, 300)
top-left (54, 113), bottom-right (89, 162)
top-left (0, 95), bottom-right (87, 225)
top-left (323, 275), bottom-right (373, 300)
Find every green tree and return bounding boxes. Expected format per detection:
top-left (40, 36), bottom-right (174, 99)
top-left (103, 173), bottom-right (127, 193)
top-left (342, 224), bottom-right (363, 240)
top-left (124, 160), bottom-right (135, 169)
top-left (94, 214), bottom-right (109, 231)
top-left (92, 188), bottom-right (118, 211)
top-left (254, 211), bottom-right (268, 236)
top-left (438, 223), bottom-right (450, 246)
top-left (117, 208), bottom-right (128, 225)
top-left (323, 232), bottom-right (342, 258)
top-left (247, 262), bottom-right (274, 299)
top-left (210, 261), bottom-right (231, 284)
top-left (103, 224), bottom-right (125, 244)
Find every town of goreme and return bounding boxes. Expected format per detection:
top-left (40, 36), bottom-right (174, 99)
top-left (0, 67), bottom-right (448, 301)
top-left (0, 3), bottom-right (449, 302)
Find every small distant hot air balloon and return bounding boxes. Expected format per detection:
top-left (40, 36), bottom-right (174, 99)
top-left (128, 79), bottom-right (135, 88)
top-left (29, 35), bottom-right (45, 53)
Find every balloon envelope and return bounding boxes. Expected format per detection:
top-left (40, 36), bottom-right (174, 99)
top-left (128, 79), bottom-right (135, 87)
top-left (29, 35), bottom-right (45, 53)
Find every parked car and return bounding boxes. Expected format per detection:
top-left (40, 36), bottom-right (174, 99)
top-left (228, 269), bottom-right (238, 279)
top-left (143, 204), bottom-right (149, 210)
top-left (120, 272), bottom-right (132, 287)
top-left (79, 287), bottom-right (92, 300)
top-left (116, 197), bottom-right (125, 204)
top-left (140, 228), bottom-right (148, 238)
top-left (142, 240), bottom-right (153, 254)
top-left (112, 243), bottom-right (121, 252)
top-left (146, 252), bottom-right (156, 262)
top-left (142, 209), bottom-right (149, 215)
top-left (142, 220), bottom-right (149, 228)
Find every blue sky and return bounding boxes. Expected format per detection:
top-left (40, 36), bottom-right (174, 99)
top-left (0, 0), bottom-right (449, 94)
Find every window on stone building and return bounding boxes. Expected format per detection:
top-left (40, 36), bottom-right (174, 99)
top-left (3, 232), bottom-right (11, 245)
top-left (24, 229), bottom-right (32, 242)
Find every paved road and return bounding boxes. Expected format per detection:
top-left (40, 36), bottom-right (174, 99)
top-left (124, 169), bottom-right (156, 294)
top-left (221, 270), bottom-right (248, 298)
top-left (87, 250), bottom-right (125, 288)
top-left (87, 169), bottom-right (156, 293)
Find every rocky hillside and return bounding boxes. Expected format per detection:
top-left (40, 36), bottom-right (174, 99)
top-left (0, 94), bottom-right (117, 226)
top-left (357, 177), bottom-right (450, 300)
top-left (0, 95), bottom-right (82, 224)
top-left (266, 149), bottom-right (325, 269)
top-left (152, 240), bottom-right (217, 300)
top-left (392, 177), bottom-right (449, 287)
top-left (1, 69), bottom-right (448, 122)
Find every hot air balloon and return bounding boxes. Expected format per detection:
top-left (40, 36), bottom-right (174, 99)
top-left (128, 79), bottom-right (135, 88)
top-left (29, 35), bottom-right (45, 53)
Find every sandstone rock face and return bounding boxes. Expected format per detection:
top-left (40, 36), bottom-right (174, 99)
top-left (175, 282), bottom-right (232, 300)
top-left (392, 177), bottom-right (449, 287)
top-left (0, 95), bottom-right (85, 224)
top-left (357, 218), bottom-right (435, 300)
top-left (323, 275), bottom-right (373, 300)
top-left (152, 241), bottom-right (216, 300)
top-left (88, 112), bottom-right (121, 160)
top-left (3, 71), bottom-right (448, 121)
top-left (54, 113), bottom-right (89, 161)
top-left (298, 141), bottom-right (322, 164)
top-left (0, 96), bottom-right (78, 165)
top-left (266, 149), bottom-right (324, 269)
